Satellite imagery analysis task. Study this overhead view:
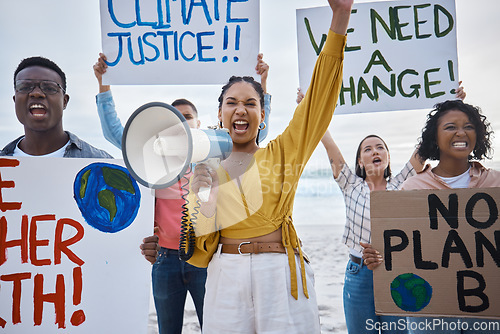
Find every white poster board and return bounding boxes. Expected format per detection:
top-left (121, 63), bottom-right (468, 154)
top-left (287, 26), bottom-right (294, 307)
top-left (297, 0), bottom-right (458, 114)
top-left (0, 157), bottom-right (154, 333)
top-left (99, 0), bottom-right (260, 85)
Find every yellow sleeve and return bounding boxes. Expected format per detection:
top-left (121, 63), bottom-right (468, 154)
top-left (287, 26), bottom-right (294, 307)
top-left (273, 31), bottom-right (346, 174)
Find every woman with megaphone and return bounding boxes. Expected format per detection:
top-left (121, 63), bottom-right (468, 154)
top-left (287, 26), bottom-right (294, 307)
top-left (94, 51), bottom-right (271, 333)
top-left (186, 1), bottom-right (353, 332)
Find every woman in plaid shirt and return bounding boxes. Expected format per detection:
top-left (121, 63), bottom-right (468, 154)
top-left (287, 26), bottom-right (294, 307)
top-left (300, 85), bottom-right (465, 334)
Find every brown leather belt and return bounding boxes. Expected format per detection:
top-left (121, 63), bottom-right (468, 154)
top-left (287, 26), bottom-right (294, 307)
top-left (221, 242), bottom-right (299, 255)
top-left (349, 253), bottom-right (362, 265)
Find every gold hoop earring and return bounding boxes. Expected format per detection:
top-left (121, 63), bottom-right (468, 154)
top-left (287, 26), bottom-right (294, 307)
top-left (258, 122), bottom-right (266, 130)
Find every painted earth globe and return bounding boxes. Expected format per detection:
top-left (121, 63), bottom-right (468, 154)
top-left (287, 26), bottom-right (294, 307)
top-left (73, 163), bottom-right (140, 233)
top-left (390, 273), bottom-right (433, 312)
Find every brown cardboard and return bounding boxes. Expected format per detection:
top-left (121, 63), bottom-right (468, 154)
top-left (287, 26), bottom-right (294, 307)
top-left (371, 187), bottom-right (500, 319)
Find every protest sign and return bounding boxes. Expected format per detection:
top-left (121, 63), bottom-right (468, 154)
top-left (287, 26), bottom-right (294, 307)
top-left (297, 0), bottom-right (458, 114)
top-left (99, 0), bottom-right (260, 85)
top-left (371, 187), bottom-right (500, 319)
top-left (0, 157), bottom-right (154, 333)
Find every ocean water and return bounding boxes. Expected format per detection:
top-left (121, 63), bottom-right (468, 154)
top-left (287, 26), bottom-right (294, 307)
top-left (293, 172), bottom-right (346, 227)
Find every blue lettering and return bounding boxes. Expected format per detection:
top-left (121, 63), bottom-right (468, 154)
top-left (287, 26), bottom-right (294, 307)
top-left (181, 0), bottom-right (188, 24)
top-left (134, 0), bottom-right (171, 28)
top-left (179, 31), bottom-right (196, 61)
top-left (127, 35), bottom-right (145, 65)
top-left (108, 0), bottom-right (136, 28)
top-left (135, 0), bottom-right (157, 27)
top-left (143, 32), bottom-right (160, 61)
top-left (223, 25), bottom-right (228, 50)
top-left (155, 0), bottom-right (171, 28)
top-left (105, 32), bottom-right (131, 66)
top-left (187, 0), bottom-right (212, 25)
top-left (157, 30), bottom-right (178, 60)
top-left (227, 0), bottom-right (249, 23)
top-left (235, 24), bottom-right (241, 50)
top-left (214, 0), bottom-right (220, 21)
top-left (197, 31), bottom-right (216, 62)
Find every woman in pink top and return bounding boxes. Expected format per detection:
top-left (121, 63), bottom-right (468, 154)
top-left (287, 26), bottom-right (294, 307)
top-left (364, 100), bottom-right (500, 333)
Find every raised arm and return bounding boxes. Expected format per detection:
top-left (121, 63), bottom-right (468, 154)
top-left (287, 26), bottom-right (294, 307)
top-left (329, 0), bottom-right (353, 35)
top-left (94, 53), bottom-right (111, 94)
top-left (321, 129), bottom-right (346, 179)
top-left (256, 53), bottom-right (269, 94)
top-left (256, 53), bottom-right (271, 143)
top-left (93, 53), bottom-right (124, 150)
top-left (295, 88), bottom-right (345, 178)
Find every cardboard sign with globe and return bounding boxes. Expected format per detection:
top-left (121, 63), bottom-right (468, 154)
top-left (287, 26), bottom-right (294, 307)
top-left (371, 187), bottom-right (500, 319)
top-left (0, 157), bottom-right (154, 333)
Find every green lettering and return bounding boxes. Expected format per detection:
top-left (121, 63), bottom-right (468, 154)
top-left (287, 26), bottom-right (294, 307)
top-left (424, 68), bottom-right (445, 98)
top-left (339, 77), bottom-right (356, 106)
top-left (304, 17), bottom-right (326, 56)
top-left (414, 4), bottom-right (432, 39)
top-left (345, 28), bottom-right (361, 52)
top-left (370, 8), bottom-right (396, 43)
top-left (357, 77), bottom-right (375, 103)
top-left (398, 69), bottom-right (420, 98)
top-left (373, 74), bottom-right (396, 100)
top-left (435, 4), bottom-right (454, 37)
top-left (364, 50), bottom-right (392, 74)
top-left (394, 6), bottom-right (412, 41)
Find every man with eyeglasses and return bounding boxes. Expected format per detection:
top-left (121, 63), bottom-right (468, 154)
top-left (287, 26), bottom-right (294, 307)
top-left (0, 56), bottom-right (112, 158)
top-left (1, 56), bottom-right (160, 265)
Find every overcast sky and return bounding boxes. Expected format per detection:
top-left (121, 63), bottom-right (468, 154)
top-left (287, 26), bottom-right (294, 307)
top-left (1, 0), bottom-right (499, 174)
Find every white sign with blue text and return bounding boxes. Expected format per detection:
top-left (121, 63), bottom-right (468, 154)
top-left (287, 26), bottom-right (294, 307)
top-left (297, 0), bottom-right (458, 114)
top-left (100, 0), bottom-right (260, 85)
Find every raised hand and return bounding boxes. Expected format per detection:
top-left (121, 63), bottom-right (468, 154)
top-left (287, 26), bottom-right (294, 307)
top-left (93, 53), bottom-right (110, 93)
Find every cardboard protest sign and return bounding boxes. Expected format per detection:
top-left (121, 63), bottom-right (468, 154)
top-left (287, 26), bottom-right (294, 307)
top-left (297, 0), bottom-right (458, 114)
top-left (0, 157), bottom-right (154, 333)
top-left (371, 188), bottom-right (500, 319)
top-left (99, 0), bottom-right (260, 85)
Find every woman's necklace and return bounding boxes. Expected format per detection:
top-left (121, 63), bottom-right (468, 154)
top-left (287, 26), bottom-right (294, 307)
top-left (224, 153), bottom-right (253, 166)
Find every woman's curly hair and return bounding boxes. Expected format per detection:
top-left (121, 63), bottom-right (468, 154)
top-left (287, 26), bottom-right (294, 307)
top-left (417, 100), bottom-right (493, 161)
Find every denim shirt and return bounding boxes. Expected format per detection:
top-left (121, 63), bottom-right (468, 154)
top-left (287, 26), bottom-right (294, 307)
top-left (0, 131), bottom-right (113, 159)
top-left (95, 90), bottom-right (272, 150)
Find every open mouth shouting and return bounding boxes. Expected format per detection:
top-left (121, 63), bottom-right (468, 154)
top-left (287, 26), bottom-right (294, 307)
top-left (372, 157), bottom-right (382, 165)
top-left (29, 103), bottom-right (47, 118)
top-left (233, 120), bottom-right (249, 134)
top-left (452, 141), bottom-right (468, 149)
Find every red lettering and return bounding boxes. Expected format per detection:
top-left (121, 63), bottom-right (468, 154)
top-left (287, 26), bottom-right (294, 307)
top-left (0, 215), bottom-right (29, 265)
top-left (33, 273), bottom-right (66, 329)
top-left (70, 266), bottom-right (86, 326)
top-left (72, 267), bottom-right (82, 305)
top-left (29, 215), bottom-right (55, 266)
top-left (54, 219), bottom-right (85, 266)
top-left (0, 158), bottom-right (21, 212)
top-left (1, 272), bottom-right (31, 325)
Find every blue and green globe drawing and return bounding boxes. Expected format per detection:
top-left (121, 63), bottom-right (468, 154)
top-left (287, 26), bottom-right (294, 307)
top-left (390, 273), bottom-right (433, 312)
top-left (73, 163), bottom-right (141, 233)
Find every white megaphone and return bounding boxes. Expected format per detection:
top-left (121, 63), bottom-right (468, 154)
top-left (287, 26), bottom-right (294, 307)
top-left (122, 102), bottom-right (232, 201)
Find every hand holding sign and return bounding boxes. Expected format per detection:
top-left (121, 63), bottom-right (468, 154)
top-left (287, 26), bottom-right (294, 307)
top-left (361, 241), bottom-right (383, 270)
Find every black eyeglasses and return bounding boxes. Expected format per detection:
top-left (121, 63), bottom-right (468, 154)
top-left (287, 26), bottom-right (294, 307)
top-left (15, 79), bottom-right (65, 95)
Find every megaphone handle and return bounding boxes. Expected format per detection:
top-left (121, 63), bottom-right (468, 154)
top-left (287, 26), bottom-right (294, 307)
top-left (196, 158), bottom-right (219, 203)
top-left (198, 186), bottom-right (211, 202)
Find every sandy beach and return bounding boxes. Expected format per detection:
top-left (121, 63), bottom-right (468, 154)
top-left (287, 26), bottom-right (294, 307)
top-left (147, 223), bottom-right (348, 334)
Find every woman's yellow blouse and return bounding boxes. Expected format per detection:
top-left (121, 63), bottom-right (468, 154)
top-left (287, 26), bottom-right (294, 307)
top-left (187, 31), bottom-right (346, 299)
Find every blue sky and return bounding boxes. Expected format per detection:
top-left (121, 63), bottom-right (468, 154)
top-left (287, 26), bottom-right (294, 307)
top-left (1, 0), bottom-right (499, 174)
